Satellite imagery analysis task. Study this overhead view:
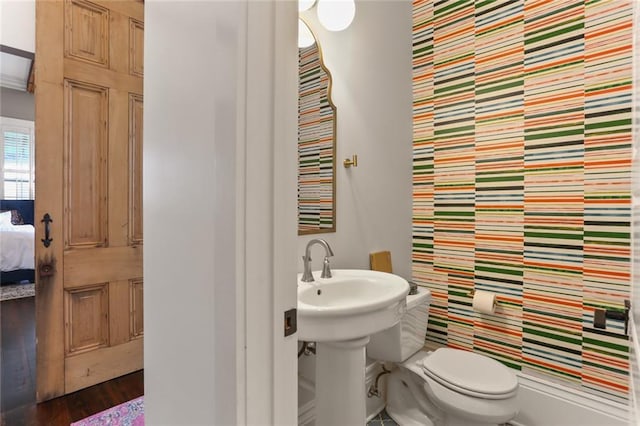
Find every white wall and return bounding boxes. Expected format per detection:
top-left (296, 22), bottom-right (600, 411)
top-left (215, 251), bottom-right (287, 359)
top-left (144, 1), bottom-right (298, 424)
top-left (297, 0), bottom-right (414, 280)
top-left (0, 0), bottom-right (35, 52)
top-left (0, 1), bottom-right (35, 121)
top-left (1, 87), bottom-right (33, 120)
top-left (144, 2), bottom-right (236, 423)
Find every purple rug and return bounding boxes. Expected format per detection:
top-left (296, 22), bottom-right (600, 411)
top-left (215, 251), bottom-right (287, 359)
top-left (71, 396), bottom-right (144, 426)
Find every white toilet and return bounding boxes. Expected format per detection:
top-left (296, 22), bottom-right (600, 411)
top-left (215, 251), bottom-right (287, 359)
top-left (367, 287), bottom-right (519, 426)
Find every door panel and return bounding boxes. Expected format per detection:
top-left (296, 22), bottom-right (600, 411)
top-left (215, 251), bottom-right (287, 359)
top-left (110, 280), bottom-right (133, 346)
top-left (36, 0), bottom-right (144, 401)
top-left (129, 19), bottom-right (144, 77)
top-left (130, 279), bottom-right (144, 338)
top-left (129, 93), bottom-right (143, 245)
top-left (64, 0), bottom-right (109, 67)
top-left (64, 284), bottom-right (109, 355)
top-left (64, 79), bottom-right (108, 249)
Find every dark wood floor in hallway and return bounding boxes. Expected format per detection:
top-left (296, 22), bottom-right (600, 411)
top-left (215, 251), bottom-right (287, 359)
top-left (1, 296), bottom-right (144, 426)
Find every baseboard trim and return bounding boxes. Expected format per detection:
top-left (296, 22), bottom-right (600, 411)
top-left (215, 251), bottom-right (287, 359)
top-left (298, 375), bottom-right (315, 426)
top-left (514, 372), bottom-right (628, 426)
top-left (517, 372), bottom-right (628, 421)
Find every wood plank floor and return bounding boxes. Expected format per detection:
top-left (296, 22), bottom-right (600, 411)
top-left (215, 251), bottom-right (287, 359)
top-left (1, 297), bottom-right (144, 426)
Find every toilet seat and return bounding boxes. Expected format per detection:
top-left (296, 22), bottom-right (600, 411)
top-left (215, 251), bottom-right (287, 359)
top-left (421, 348), bottom-right (518, 400)
top-left (421, 372), bottom-right (519, 424)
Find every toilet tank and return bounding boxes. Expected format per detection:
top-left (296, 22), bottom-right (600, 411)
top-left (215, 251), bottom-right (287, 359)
top-left (367, 286), bottom-right (431, 362)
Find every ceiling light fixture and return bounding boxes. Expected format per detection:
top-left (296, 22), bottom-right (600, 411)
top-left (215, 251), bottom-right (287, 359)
top-left (298, 0), bottom-right (355, 47)
top-left (298, 0), bottom-right (317, 12)
top-left (316, 0), bottom-right (355, 32)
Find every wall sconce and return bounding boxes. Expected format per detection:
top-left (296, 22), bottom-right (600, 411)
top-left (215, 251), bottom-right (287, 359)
top-left (299, 0), bottom-right (316, 12)
top-left (298, 0), bottom-right (356, 44)
top-left (317, 0), bottom-right (356, 32)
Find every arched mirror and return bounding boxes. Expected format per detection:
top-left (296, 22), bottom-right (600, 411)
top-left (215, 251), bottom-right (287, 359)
top-left (298, 19), bottom-right (336, 235)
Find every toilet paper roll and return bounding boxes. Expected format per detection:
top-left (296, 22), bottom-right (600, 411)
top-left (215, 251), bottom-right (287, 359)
top-left (472, 290), bottom-right (496, 314)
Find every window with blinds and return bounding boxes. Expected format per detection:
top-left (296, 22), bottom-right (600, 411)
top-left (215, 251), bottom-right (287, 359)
top-left (1, 117), bottom-right (35, 200)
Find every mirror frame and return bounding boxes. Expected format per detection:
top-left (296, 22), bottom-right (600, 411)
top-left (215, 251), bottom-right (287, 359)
top-left (298, 19), bottom-right (337, 235)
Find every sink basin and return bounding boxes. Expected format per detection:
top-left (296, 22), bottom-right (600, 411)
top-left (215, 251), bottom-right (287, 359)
top-left (297, 269), bottom-right (409, 342)
top-left (297, 269), bottom-right (410, 424)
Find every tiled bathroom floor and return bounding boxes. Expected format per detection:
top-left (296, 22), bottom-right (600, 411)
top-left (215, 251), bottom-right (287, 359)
top-left (366, 410), bottom-right (514, 426)
top-left (367, 409), bottom-right (399, 426)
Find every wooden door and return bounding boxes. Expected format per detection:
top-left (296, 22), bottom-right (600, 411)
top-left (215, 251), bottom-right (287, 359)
top-left (34, 0), bottom-right (144, 401)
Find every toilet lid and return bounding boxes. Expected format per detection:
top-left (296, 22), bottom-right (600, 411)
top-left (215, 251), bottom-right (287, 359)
top-left (421, 348), bottom-right (518, 399)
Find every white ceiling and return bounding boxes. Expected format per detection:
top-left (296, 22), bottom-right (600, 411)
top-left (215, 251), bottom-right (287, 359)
top-left (0, 0), bottom-right (35, 92)
top-left (0, 50), bottom-right (32, 91)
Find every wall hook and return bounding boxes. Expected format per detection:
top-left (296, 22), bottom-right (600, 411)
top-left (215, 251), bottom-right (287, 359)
top-left (343, 154), bottom-right (358, 168)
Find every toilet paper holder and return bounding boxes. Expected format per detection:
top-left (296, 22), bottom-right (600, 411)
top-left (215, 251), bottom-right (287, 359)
top-left (468, 289), bottom-right (507, 307)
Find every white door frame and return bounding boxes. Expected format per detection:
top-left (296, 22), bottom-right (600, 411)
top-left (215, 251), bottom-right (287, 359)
top-left (243, 1), bottom-right (299, 424)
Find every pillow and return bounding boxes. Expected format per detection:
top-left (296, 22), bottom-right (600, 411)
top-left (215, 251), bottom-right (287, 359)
top-left (0, 210), bottom-right (13, 227)
top-left (0, 209), bottom-right (25, 225)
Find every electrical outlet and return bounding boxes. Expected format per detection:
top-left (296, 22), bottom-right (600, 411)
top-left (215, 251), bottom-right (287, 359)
top-left (284, 308), bottom-right (297, 337)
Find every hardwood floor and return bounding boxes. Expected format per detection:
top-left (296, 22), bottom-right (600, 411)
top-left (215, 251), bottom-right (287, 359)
top-left (1, 297), bottom-right (144, 426)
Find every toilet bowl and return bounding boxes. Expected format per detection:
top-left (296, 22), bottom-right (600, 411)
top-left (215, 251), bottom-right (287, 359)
top-left (367, 287), bottom-right (519, 426)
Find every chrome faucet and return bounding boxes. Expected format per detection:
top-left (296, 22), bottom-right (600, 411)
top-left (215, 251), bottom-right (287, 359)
top-left (301, 238), bottom-right (334, 282)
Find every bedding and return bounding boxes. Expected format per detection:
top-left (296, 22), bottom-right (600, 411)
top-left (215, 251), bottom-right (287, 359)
top-left (0, 210), bottom-right (12, 227)
top-left (1, 223), bottom-right (35, 272)
top-left (0, 200), bottom-right (35, 285)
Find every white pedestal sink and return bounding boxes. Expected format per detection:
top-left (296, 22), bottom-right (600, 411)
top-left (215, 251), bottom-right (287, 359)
top-left (297, 269), bottom-right (409, 426)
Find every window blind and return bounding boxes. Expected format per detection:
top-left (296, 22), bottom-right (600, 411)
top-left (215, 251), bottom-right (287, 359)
top-left (1, 118), bottom-right (34, 200)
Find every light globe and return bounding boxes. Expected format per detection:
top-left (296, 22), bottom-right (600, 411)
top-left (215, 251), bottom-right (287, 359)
top-left (298, 19), bottom-right (316, 48)
top-left (317, 0), bottom-right (355, 32)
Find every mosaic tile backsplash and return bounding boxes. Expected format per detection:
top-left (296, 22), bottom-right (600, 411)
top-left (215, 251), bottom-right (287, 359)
top-left (412, 0), bottom-right (632, 403)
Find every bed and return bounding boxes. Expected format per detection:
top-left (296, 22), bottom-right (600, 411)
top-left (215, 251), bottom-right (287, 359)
top-left (1, 200), bottom-right (35, 285)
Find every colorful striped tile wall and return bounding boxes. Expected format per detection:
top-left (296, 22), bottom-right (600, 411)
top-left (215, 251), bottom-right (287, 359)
top-left (412, 0), bottom-right (633, 403)
top-left (298, 41), bottom-right (336, 233)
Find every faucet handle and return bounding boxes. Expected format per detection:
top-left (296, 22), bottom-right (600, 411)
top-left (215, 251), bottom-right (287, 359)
top-left (321, 256), bottom-right (332, 279)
